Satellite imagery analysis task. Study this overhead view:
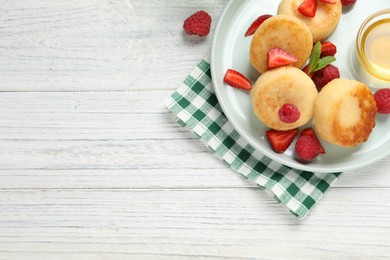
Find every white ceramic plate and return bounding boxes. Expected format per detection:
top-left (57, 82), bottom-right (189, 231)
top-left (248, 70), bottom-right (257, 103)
top-left (211, 0), bottom-right (390, 172)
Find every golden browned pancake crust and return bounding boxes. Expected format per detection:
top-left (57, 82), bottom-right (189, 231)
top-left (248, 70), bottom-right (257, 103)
top-left (278, 0), bottom-right (342, 42)
top-left (249, 14), bottom-right (313, 74)
top-left (251, 66), bottom-right (318, 130)
top-left (313, 79), bottom-right (377, 147)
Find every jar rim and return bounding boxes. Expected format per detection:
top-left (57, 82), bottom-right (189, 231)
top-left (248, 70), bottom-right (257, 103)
top-left (355, 8), bottom-right (390, 81)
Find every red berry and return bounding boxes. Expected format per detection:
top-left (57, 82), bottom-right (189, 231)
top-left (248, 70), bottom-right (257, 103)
top-left (302, 64), bottom-right (314, 78)
top-left (341, 0), bottom-right (356, 6)
top-left (245, 14), bottom-right (272, 37)
top-left (300, 128), bottom-right (326, 154)
top-left (223, 69), bottom-right (252, 90)
top-left (323, 64), bottom-right (340, 80)
top-left (183, 11), bottom-right (212, 37)
top-left (298, 0), bottom-right (317, 18)
top-left (312, 64), bottom-right (340, 90)
top-left (374, 88), bottom-right (390, 114)
top-left (266, 128), bottom-right (299, 153)
top-left (267, 48), bottom-right (298, 69)
top-left (278, 104), bottom-right (300, 123)
top-left (295, 135), bottom-right (322, 161)
top-left (321, 41), bottom-right (337, 57)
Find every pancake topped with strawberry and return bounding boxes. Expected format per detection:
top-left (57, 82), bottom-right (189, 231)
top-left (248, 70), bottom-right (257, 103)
top-left (249, 14), bottom-right (313, 74)
top-left (278, 0), bottom-right (342, 42)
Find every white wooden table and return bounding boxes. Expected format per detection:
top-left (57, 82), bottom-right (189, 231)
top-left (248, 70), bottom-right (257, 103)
top-left (0, 1), bottom-right (389, 259)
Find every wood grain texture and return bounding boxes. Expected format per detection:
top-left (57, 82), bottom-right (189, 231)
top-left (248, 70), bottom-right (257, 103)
top-left (0, 0), bottom-right (389, 259)
top-left (0, 0), bottom-right (224, 91)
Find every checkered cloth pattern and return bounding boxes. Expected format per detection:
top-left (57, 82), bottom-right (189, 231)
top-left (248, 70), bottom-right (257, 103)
top-left (164, 58), bottom-right (341, 218)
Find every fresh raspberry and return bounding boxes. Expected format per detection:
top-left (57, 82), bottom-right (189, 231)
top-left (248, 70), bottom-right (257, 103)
top-left (374, 88), bottom-right (390, 114)
top-left (312, 64), bottom-right (340, 90)
top-left (295, 135), bottom-right (322, 161)
top-left (278, 104), bottom-right (300, 123)
top-left (183, 11), bottom-right (212, 37)
top-left (341, 0), bottom-right (356, 6)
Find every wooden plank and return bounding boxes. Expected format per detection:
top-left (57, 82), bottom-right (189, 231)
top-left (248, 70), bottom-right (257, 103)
top-left (0, 91), bottom-right (389, 187)
top-left (0, 91), bottom-right (189, 140)
top-left (0, 188), bottom-right (388, 259)
top-left (0, 0), bottom-right (227, 91)
top-left (0, 166), bottom-right (390, 189)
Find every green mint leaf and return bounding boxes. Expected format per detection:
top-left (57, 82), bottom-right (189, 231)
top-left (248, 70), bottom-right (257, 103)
top-left (308, 41), bottom-right (322, 74)
top-left (315, 56), bottom-right (336, 71)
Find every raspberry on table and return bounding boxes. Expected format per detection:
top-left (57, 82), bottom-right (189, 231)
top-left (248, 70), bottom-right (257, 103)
top-left (183, 10), bottom-right (212, 37)
top-left (374, 88), bottom-right (390, 114)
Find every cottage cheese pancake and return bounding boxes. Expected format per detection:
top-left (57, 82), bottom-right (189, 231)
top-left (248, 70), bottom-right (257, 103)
top-left (251, 66), bottom-right (318, 130)
top-left (278, 0), bottom-right (342, 42)
top-left (249, 14), bottom-right (313, 74)
top-left (313, 79), bottom-right (377, 147)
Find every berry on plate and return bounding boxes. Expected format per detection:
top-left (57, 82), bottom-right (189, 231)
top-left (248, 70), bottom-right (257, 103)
top-left (298, 0), bottom-right (317, 18)
top-left (341, 0), bottom-right (357, 6)
top-left (267, 48), bottom-right (298, 69)
top-left (307, 41), bottom-right (336, 75)
top-left (300, 127), bottom-right (326, 154)
top-left (183, 10), bottom-right (212, 37)
top-left (320, 41), bottom-right (337, 57)
top-left (320, 0), bottom-right (336, 3)
top-left (312, 64), bottom-right (340, 90)
top-left (374, 88), bottom-right (390, 114)
top-left (278, 104), bottom-right (300, 123)
top-left (266, 128), bottom-right (299, 153)
top-left (295, 135), bottom-right (323, 161)
top-left (302, 64), bottom-right (314, 78)
top-left (223, 69), bottom-right (252, 90)
top-left (244, 14), bottom-right (272, 37)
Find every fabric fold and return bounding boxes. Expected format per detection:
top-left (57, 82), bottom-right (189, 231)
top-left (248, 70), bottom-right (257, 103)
top-left (164, 58), bottom-right (341, 218)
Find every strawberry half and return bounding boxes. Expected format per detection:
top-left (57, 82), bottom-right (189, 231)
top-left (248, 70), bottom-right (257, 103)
top-left (223, 69), bottom-right (252, 90)
top-left (341, 0), bottom-right (356, 6)
top-left (266, 128), bottom-right (299, 153)
top-left (300, 127), bottom-right (326, 154)
top-left (244, 14), bottom-right (272, 37)
top-left (267, 48), bottom-right (298, 69)
top-left (321, 41), bottom-right (337, 57)
top-left (320, 0), bottom-right (336, 3)
top-left (298, 0), bottom-right (317, 18)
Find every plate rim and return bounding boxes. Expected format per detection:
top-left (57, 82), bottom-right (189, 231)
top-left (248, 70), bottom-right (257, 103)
top-left (211, 0), bottom-right (390, 173)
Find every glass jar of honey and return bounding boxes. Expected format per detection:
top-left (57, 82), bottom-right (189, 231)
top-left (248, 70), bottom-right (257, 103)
top-left (352, 9), bottom-right (390, 89)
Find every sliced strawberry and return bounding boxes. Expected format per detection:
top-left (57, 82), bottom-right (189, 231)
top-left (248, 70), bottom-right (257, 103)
top-left (267, 48), bottom-right (298, 69)
top-left (321, 41), bottom-right (337, 57)
top-left (341, 0), bottom-right (356, 6)
top-left (244, 14), bottom-right (272, 37)
top-left (302, 64), bottom-right (314, 78)
top-left (319, 0), bottom-right (336, 3)
top-left (266, 128), bottom-right (299, 153)
top-left (298, 0), bottom-right (317, 18)
top-left (223, 69), bottom-right (252, 90)
top-left (300, 127), bottom-right (326, 154)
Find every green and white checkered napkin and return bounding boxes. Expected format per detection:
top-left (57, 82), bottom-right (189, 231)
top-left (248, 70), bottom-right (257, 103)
top-left (164, 57), bottom-right (341, 218)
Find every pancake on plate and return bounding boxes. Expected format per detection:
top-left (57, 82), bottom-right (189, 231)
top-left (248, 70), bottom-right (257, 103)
top-left (251, 66), bottom-right (318, 130)
top-left (249, 14), bottom-right (313, 74)
top-left (278, 0), bottom-right (342, 42)
top-left (313, 78), bottom-right (377, 147)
